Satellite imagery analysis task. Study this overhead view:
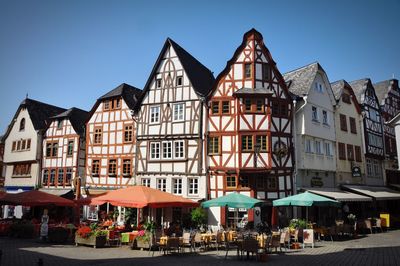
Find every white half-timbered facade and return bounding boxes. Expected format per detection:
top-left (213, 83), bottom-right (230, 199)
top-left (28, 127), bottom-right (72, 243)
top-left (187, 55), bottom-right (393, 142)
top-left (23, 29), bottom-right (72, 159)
top-left (42, 108), bottom-right (88, 192)
top-left (207, 29), bottom-right (294, 226)
top-left (85, 83), bottom-right (142, 190)
top-left (135, 38), bottom-right (214, 208)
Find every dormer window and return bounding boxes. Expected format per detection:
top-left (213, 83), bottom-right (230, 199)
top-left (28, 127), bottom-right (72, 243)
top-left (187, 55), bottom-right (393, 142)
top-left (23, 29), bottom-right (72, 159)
top-left (57, 120), bottom-right (63, 129)
top-left (104, 100), bottom-right (110, 110)
top-left (19, 118), bottom-right (25, 131)
top-left (244, 63), bottom-right (252, 79)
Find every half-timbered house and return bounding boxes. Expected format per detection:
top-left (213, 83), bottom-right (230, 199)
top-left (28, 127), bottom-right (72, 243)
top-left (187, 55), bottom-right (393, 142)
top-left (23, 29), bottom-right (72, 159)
top-left (373, 79), bottom-right (400, 184)
top-left (2, 98), bottom-right (65, 218)
top-left (85, 83), bottom-right (142, 193)
top-left (207, 29), bottom-right (294, 227)
top-left (134, 38), bottom-right (214, 223)
top-left (42, 108), bottom-right (88, 195)
top-left (350, 79), bottom-right (385, 185)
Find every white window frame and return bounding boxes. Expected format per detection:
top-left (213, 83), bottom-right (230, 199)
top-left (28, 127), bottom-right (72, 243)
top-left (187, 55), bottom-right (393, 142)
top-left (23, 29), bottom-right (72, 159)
top-left (325, 142), bottom-right (332, 156)
top-left (150, 142), bottom-right (160, 160)
top-left (315, 140), bottom-right (322, 154)
top-left (173, 178), bottom-right (182, 194)
top-left (188, 178), bottom-right (198, 195)
top-left (162, 141), bottom-right (172, 159)
top-left (157, 178), bottom-right (166, 192)
top-left (150, 106), bottom-right (160, 124)
top-left (322, 110), bottom-right (328, 125)
top-left (173, 103), bottom-right (184, 121)
top-left (141, 178), bottom-right (150, 187)
top-left (174, 140), bottom-right (185, 159)
top-left (305, 139), bottom-right (312, 153)
top-left (312, 106), bottom-right (318, 121)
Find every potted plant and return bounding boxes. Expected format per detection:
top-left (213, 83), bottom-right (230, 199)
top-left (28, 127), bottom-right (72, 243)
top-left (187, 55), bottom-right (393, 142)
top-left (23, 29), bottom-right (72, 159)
top-left (134, 221), bottom-right (156, 249)
top-left (191, 207), bottom-right (207, 230)
top-left (75, 224), bottom-right (107, 248)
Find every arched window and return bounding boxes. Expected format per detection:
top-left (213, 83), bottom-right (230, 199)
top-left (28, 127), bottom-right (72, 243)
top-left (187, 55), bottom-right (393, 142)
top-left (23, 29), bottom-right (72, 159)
top-left (19, 118), bottom-right (25, 131)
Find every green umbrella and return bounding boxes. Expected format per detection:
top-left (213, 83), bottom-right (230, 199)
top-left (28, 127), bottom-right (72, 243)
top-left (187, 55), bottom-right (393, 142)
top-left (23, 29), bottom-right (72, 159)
top-left (201, 192), bottom-right (263, 209)
top-left (272, 191), bottom-right (341, 207)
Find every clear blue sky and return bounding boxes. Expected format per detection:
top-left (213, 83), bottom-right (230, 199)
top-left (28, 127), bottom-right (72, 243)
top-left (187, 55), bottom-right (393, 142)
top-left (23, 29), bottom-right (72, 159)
top-left (0, 0), bottom-right (399, 133)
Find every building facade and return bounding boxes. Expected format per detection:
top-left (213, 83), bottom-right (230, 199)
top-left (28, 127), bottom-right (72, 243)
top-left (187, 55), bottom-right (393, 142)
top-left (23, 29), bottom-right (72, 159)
top-left (207, 29), bottom-right (294, 226)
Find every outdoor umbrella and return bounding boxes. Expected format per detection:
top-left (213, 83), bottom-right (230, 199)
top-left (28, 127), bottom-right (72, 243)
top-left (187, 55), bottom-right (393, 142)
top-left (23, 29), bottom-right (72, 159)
top-left (0, 190), bottom-right (75, 207)
top-left (201, 192), bottom-right (263, 209)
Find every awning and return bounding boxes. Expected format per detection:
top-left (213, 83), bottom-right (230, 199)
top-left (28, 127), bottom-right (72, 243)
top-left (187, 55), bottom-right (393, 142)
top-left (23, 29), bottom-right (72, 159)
top-left (342, 185), bottom-right (400, 200)
top-left (306, 188), bottom-right (372, 202)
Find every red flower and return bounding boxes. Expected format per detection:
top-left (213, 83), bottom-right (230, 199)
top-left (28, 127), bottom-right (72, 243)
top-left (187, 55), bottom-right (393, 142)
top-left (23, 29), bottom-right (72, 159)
top-left (77, 226), bottom-right (92, 239)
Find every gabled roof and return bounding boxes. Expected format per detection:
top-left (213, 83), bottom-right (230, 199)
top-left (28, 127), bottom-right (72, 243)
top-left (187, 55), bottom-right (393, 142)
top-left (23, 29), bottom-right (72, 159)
top-left (233, 87), bottom-right (273, 96)
top-left (373, 80), bottom-right (391, 105)
top-left (282, 62), bottom-right (321, 96)
top-left (135, 38), bottom-right (214, 111)
top-left (50, 107), bottom-right (89, 135)
top-left (98, 83), bottom-right (142, 110)
top-left (349, 78), bottom-right (370, 103)
top-left (3, 98), bottom-right (66, 139)
top-left (331, 79), bottom-right (362, 113)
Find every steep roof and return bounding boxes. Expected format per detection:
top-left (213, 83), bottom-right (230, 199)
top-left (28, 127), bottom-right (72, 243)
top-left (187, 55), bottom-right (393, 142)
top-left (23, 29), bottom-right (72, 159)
top-left (136, 38), bottom-right (214, 111)
top-left (50, 107), bottom-right (89, 135)
top-left (330, 80), bottom-right (345, 101)
top-left (373, 79), bottom-right (399, 106)
top-left (98, 83), bottom-right (142, 109)
top-left (282, 62), bottom-right (321, 96)
top-left (3, 98), bottom-right (66, 139)
top-left (349, 79), bottom-right (369, 103)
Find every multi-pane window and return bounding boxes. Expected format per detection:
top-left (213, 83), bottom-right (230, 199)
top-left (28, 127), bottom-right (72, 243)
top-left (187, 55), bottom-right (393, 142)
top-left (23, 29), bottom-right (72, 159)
top-left (368, 133), bottom-right (383, 148)
top-left (244, 63), bottom-right (252, 78)
top-left (241, 135), bottom-right (253, 151)
top-left (211, 101), bottom-right (220, 114)
top-left (322, 110), bottom-right (328, 125)
top-left (162, 141), bottom-right (172, 159)
top-left (240, 176), bottom-right (249, 188)
top-left (123, 159), bottom-right (132, 176)
top-left (92, 160), bottom-right (100, 176)
top-left (340, 114), bottom-right (347, 131)
top-left (108, 159), bottom-right (117, 176)
top-left (256, 99), bottom-right (264, 112)
top-left (267, 177), bottom-right (277, 190)
top-left (173, 103), bottom-right (184, 121)
top-left (338, 142), bottom-right (346, 160)
top-left (208, 137), bottom-right (220, 155)
top-left (347, 144), bottom-right (354, 161)
top-left (65, 168), bottom-right (72, 185)
top-left (21, 140), bottom-right (26, 150)
top-left (174, 141), bottom-right (184, 159)
top-left (263, 63), bottom-right (271, 80)
top-left (173, 178), bottom-right (182, 194)
top-left (50, 169), bottom-right (56, 185)
top-left (13, 163), bottom-right (31, 176)
top-left (46, 142), bottom-right (58, 157)
top-left (226, 175), bottom-right (237, 188)
top-left (150, 106), bottom-right (160, 123)
top-left (115, 98), bottom-right (121, 109)
top-left (256, 135), bottom-right (268, 151)
top-left (342, 93), bottom-right (351, 104)
top-left (150, 142), bottom-right (160, 159)
top-left (67, 140), bottom-right (74, 156)
top-left (188, 178), bottom-right (198, 195)
top-left (176, 76), bottom-right (183, 86)
top-left (156, 78), bottom-right (162, 88)
top-left (366, 159), bottom-right (373, 176)
top-left (349, 117), bottom-right (357, 134)
top-left (141, 178), bottom-right (150, 187)
top-left (244, 98), bottom-right (252, 112)
top-left (222, 101), bottom-right (230, 114)
top-left (43, 169), bottom-right (49, 185)
top-left (19, 118), bottom-right (25, 131)
top-left (312, 106), bottom-right (318, 121)
top-left (57, 120), bottom-right (63, 129)
top-left (369, 109), bottom-right (381, 123)
top-left (11, 139), bottom-right (31, 152)
top-left (103, 100), bottom-right (110, 110)
top-left (57, 168), bottom-right (64, 185)
top-left (315, 140), bottom-right (322, 154)
top-left (157, 178), bottom-right (166, 192)
top-left (305, 139), bottom-right (312, 153)
top-left (355, 146), bottom-right (362, 162)
top-left (94, 128), bottom-right (102, 144)
top-left (314, 82), bottom-right (324, 93)
top-left (243, 98), bottom-right (264, 113)
top-left (124, 125), bottom-right (133, 142)
top-left (325, 142), bottom-right (332, 156)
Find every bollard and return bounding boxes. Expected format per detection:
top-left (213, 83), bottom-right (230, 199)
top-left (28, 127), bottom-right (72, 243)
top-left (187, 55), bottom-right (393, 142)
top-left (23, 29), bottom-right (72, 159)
top-left (38, 258), bottom-right (43, 266)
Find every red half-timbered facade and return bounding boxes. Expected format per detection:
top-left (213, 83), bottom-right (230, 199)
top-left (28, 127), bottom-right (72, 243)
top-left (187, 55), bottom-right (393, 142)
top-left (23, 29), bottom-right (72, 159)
top-left (207, 29), bottom-right (294, 226)
top-left (85, 83), bottom-right (142, 190)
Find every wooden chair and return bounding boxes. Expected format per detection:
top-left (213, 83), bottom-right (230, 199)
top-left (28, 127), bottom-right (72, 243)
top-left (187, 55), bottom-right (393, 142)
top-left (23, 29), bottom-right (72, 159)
top-left (193, 232), bottom-right (205, 252)
top-left (280, 231), bottom-right (290, 251)
top-left (270, 233), bottom-right (281, 253)
top-left (222, 231), bottom-right (239, 259)
top-left (181, 232), bottom-right (194, 253)
top-left (240, 238), bottom-right (260, 260)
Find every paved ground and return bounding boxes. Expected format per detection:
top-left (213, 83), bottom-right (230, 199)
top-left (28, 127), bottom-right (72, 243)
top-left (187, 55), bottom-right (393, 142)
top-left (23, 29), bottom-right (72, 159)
top-left (1, 230), bottom-right (400, 266)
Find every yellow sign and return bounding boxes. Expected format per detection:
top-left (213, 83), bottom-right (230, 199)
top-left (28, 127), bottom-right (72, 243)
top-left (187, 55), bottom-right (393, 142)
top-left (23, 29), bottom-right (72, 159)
top-left (380, 213), bottom-right (390, 228)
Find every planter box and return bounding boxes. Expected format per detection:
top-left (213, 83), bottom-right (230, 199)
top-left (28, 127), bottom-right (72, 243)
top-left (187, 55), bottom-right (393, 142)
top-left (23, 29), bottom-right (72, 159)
top-left (75, 234), bottom-right (106, 248)
top-left (136, 239), bottom-right (152, 249)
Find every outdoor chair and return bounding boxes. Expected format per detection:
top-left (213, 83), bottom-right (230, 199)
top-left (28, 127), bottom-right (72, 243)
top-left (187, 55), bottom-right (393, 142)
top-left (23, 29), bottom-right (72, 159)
top-left (222, 231), bottom-right (239, 259)
top-left (239, 238), bottom-right (260, 260)
top-left (181, 232), bottom-right (194, 253)
top-left (372, 218), bottom-right (383, 233)
top-left (193, 232), bottom-right (205, 252)
top-left (280, 230), bottom-right (290, 250)
top-left (270, 233), bottom-right (281, 253)
top-left (263, 235), bottom-right (272, 253)
top-left (161, 237), bottom-right (181, 254)
top-left (210, 231), bottom-right (224, 251)
top-left (364, 219), bottom-right (373, 234)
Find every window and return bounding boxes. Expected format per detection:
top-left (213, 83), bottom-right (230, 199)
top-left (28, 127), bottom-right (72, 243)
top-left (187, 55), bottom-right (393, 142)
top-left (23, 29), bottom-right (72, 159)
top-left (92, 160), bottom-right (100, 176)
top-left (94, 127), bottom-right (102, 144)
top-left (342, 93), bottom-right (351, 104)
top-left (19, 118), bottom-right (25, 131)
top-left (57, 120), bottom-right (63, 129)
top-left (188, 178), bottom-right (198, 195)
top-left (104, 100), bottom-right (110, 110)
top-left (312, 106), bottom-right (318, 121)
top-left (226, 175), bottom-right (237, 188)
top-left (208, 137), bottom-right (220, 155)
top-left (52, 143), bottom-right (58, 157)
top-left (162, 141), bottom-right (172, 159)
top-left (256, 99), bottom-right (264, 112)
top-left (141, 178), bottom-right (150, 187)
top-left (124, 125), bottom-right (133, 142)
top-left (43, 169), bottom-right (49, 185)
top-left (267, 177), bottom-right (277, 190)
top-left (349, 117), bottom-right (357, 134)
top-left (115, 98), bottom-right (121, 109)
top-left (21, 140), bottom-right (26, 150)
top-left (67, 140), bottom-right (74, 156)
top-left (12, 163), bottom-right (31, 176)
top-left (244, 63), bottom-right (252, 78)
top-left (12, 141), bottom-right (16, 151)
top-left (173, 178), bottom-right (182, 194)
top-left (244, 98), bottom-right (252, 112)
top-left (315, 82), bottom-right (324, 93)
top-left (243, 98), bottom-right (265, 113)
top-left (122, 159), bottom-right (131, 176)
top-left (322, 110), bottom-right (328, 125)
top-left (279, 103), bottom-right (288, 116)
top-left (58, 168), bottom-right (64, 185)
top-left (355, 146), bottom-right (362, 162)
top-left (368, 133), bottom-right (383, 148)
top-left (157, 178), bottom-right (166, 192)
top-left (17, 141), bottom-right (21, 151)
top-left (305, 139), bottom-right (312, 153)
top-left (315, 140), bottom-right (322, 154)
top-left (65, 168), bottom-right (72, 185)
top-left (150, 106), bottom-right (160, 123)
top-left (211, 101), bottom-right (220, 114)
top-left (108, 159), bottom-right (117, 176)
top-left (369, 109), bottom-right (381, 123)
top-left (27, 139), bottom-right (31, 150)
top-left (239, 176), bottom-right (249, 188)
top-left (338, 142), bottom-right (346, 160)
top-left (256, 135), bottom-right (268, 151)
top-left (347, 144), bottom-right (354, 161)
top-left (11, 139), bottom-right (31, 152)
top-left (150, 142), bottom-right (160, 159)
top-left (46, 142), bottom-right (58, 157)
top-left (50, 169), bottom-right (56, 185)
top-left (174, 140), bottom-right (184, 159)
top-left (272, 102), bottom-right (279, 116)
top-left (222, 101), bottom-right (230, 114)
top-left (176, 76), bottom-right (183, 86)
top-left (241, 135), bottom-right (253, 151)
top-left (325, 142), bottom-right (332, 156)
top-left (340, 114), bottom-right (347, 131)
top-left (173, 103), bottom-right (184, 121)
top-left (366, 159), bottom-right (373, 176)
top-left (156, 78), bottom-right (162, 88)
top-left (263, 63), bottom-right (271, 80)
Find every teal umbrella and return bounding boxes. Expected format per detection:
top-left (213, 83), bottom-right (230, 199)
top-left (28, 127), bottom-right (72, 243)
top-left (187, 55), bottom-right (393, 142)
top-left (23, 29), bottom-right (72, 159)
top-left (273, 191), bottom-right (341, 207)
top-left (201, 192), bottom-right (263, 209)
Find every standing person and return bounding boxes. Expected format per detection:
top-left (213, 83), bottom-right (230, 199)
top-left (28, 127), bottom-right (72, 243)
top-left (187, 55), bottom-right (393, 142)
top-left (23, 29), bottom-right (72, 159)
top-left (40, 209), bottom-right (49, 241)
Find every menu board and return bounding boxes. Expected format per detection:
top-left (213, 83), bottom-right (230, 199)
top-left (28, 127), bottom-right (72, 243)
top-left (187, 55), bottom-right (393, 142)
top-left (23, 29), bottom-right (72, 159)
top-left (303, 229), bottom-right (314, 248)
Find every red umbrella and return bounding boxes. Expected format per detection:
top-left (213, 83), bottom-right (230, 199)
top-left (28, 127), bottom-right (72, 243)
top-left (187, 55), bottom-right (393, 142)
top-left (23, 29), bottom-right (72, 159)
top-left (1, 190), bottom-right (74, 207)
top-left (74, 193), bottom-right (106, 206)
top-left (271, 207), bottom-right (278, 227)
